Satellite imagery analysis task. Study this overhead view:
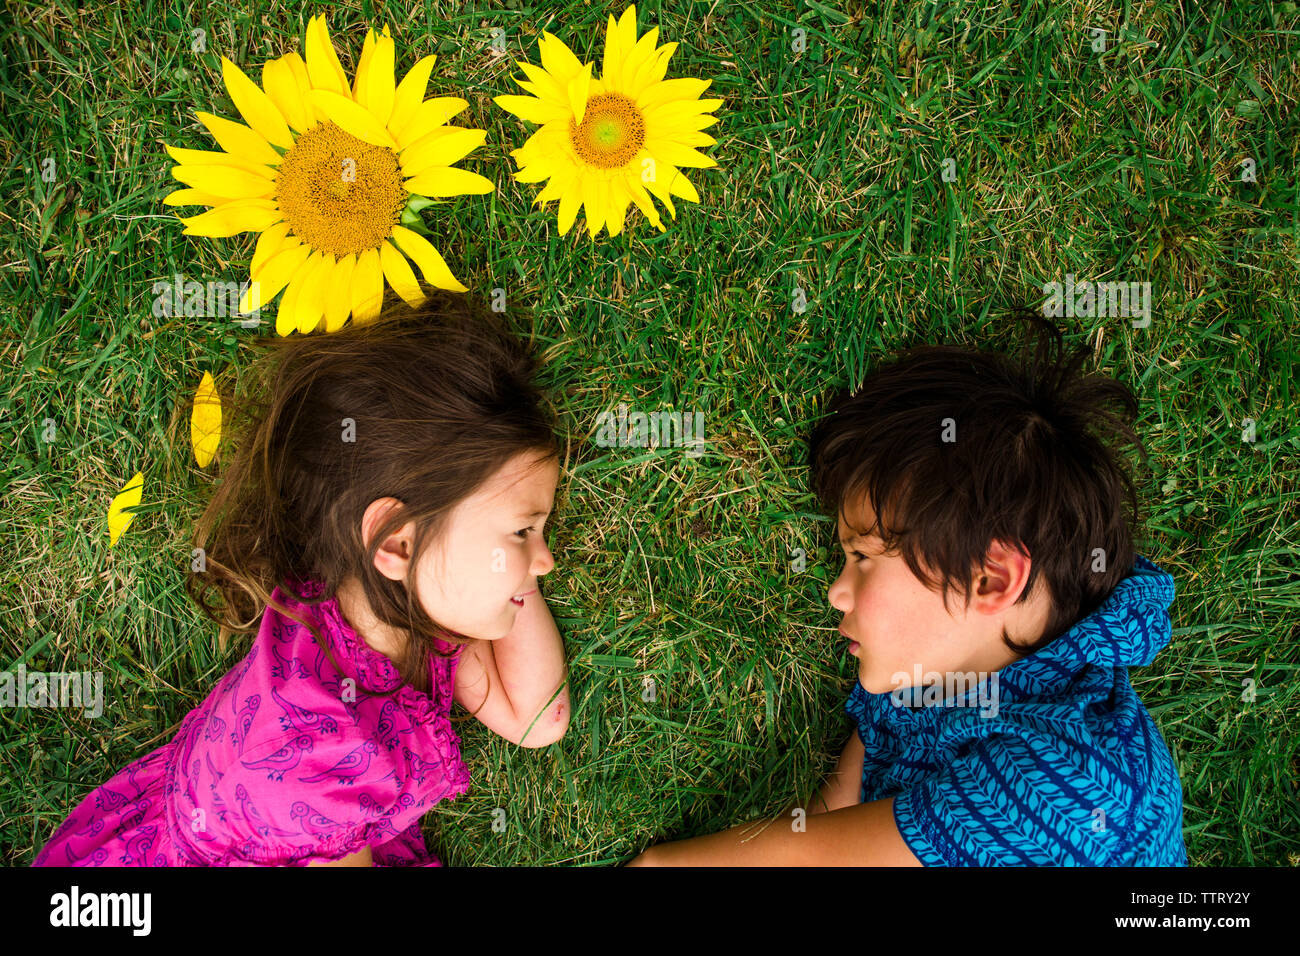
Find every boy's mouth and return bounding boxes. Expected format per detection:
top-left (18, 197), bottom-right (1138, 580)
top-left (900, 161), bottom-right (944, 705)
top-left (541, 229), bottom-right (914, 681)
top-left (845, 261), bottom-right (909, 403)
top-left (510, 588), bottom-right (537, 607)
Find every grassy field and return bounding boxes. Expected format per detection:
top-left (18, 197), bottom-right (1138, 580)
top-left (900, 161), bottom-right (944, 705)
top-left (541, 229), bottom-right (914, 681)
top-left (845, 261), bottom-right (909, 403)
top-left (2, 0), bottom-right (1297, 866)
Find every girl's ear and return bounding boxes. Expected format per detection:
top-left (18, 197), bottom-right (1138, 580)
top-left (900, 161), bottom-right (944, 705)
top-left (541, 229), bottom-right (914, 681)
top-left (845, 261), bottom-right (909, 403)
top-left (361, 497), bottom-right (412, 581)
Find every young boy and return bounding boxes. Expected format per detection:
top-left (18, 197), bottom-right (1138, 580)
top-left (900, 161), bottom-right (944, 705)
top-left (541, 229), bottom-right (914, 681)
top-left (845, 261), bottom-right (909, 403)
top-left (629, 317), bottom-right (1188, 866)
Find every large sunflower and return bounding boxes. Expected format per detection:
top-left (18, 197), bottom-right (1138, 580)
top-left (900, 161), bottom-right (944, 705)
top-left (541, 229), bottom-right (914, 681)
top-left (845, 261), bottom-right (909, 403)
top-left (164, 15), bottom-right (493, 335)
top-left (494, 5), bottom-right (722, 238)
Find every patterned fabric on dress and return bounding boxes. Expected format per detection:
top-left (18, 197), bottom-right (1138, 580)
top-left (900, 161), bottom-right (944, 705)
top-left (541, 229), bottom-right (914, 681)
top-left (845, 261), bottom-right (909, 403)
top-left (33, 579), bottom-right (470, 866)
top-left (845, 554), bottom-right (1188, 866)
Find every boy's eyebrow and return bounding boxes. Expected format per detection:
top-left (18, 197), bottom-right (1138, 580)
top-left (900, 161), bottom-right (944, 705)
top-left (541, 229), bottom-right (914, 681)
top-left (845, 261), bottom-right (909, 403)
top-left (519, 509), bottom-right (550, 519)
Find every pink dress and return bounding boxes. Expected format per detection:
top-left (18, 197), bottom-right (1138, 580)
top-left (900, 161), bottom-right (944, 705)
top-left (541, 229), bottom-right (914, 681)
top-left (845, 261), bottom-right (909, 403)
top-left (32, 579), bottom-right (471, 866)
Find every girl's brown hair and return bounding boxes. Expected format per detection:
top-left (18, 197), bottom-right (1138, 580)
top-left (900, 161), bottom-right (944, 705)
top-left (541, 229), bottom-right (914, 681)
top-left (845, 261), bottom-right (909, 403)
top-left (185, 289), bottom-right (560, 697)
top-left (807, 311), bottom-right (1150, 657)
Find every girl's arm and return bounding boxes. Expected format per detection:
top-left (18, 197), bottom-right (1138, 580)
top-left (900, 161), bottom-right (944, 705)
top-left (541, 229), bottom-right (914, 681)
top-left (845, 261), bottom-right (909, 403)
top-left (453, 587), bottom-right (569, 747)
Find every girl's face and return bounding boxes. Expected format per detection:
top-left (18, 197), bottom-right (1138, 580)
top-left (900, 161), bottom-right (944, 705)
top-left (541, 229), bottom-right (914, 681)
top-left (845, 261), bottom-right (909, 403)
top-left (414, 450), bottom-right (559, 641)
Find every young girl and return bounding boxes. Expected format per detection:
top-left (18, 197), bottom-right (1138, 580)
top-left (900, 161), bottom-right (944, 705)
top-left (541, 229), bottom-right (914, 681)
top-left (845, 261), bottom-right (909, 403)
top-left (34, 290), bottom-right (569, 867)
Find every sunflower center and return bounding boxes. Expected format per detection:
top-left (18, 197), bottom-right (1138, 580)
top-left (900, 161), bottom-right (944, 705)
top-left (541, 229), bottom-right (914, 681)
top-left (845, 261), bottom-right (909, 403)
top-left (274, 121), bottom-right (407, 257)
top-left (568, 92), bottom-right (645, 169)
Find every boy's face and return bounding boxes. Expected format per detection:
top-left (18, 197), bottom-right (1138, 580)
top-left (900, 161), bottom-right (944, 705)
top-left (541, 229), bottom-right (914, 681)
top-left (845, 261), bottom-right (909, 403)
top-left (829, 497), bottom-right (1038, 695)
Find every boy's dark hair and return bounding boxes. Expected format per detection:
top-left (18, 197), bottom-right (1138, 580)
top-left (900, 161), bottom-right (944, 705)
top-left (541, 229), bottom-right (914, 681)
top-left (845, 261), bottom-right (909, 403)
top-left (807, 312), bottom-right (1149, 657)
top-left (184, 289), bottom-right (560, 696)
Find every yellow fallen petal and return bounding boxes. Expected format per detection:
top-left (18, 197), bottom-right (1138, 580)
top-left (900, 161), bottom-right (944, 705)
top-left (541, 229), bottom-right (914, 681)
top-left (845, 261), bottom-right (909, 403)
top-left (242, 242), bottom-right (312, 313)
top-left (220, 56), bottom-right (293, 149)
top-left (395, 96), bottom-right (469, 149)
top-left (350, 247), bottom-right (385, 323)
top-left (107, 471), bottom-right (144, 547)
top-left (194, 111), bottom-right (282, 167)
top-left (191, 371), bottom-right (222, 468)
top-left (263, 55), bottom-right (316, 133)
top-left (399, 128), bottom-right (488, 178)
top-left (379, 240), bottom-right (426, 308)
top-left (305, 13), bottom-right (350, 96)
top-left (179, 199), bottom-right (282, 237)
top-left (404, 167), bottom-right (495, 197)
top-left (172, 164), bottom-right (276, 200)
top-left (390, 225), bottom-right (467, 292)
top-left (323, 253), bottom-right (357, 332)
top-left (309, 89), bottom-right (399, 149)
top-left (388, 55), bottom-right (437, 137)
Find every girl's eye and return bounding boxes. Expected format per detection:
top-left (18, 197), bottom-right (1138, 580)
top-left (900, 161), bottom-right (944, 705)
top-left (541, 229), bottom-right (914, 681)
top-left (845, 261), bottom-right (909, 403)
top-left (852, 551), bottom-right (869, 563)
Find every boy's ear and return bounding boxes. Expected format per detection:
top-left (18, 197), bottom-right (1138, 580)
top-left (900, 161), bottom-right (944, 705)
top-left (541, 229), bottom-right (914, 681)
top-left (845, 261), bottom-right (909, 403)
top-left (973, 539), bottom-right (1035, 612)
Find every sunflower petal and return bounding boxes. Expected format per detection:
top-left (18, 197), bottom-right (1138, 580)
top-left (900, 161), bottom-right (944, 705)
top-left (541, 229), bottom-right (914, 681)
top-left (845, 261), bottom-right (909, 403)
top-left (388, 55), bottom-right (438, 138)
top-left (396, 96), bottom-right (469, 148)
top-left (251, 222), bottom-right (294, 275)
top-left (276, 250), bottom-right (320, 336)
top-left (243, 242), bottom-right (311, 313)
top-left (353, 28), bottom-right (376, 103)
top-left (220, 56), bottom-right (293, 149)
top-left (165, 144), bottom-right (275, 178)
top-left (172, 164), bottom-right (276, 199)
top-left (602, 14), bottom-right (625, 91)
top-left (294, 252), bottom-right (334, 334)
top-left (351, 247), bottom-right (385, 324)
top-left (309, 89), bottom-right (399, 149)
top-left (538, 31), bottom-right (587, 86)
top-left (400, 127), bottom-right (488, 177)
top-left (179, 199), bottom-right (282, 237)
top-left (390, 225), bottom-right (467, 292)
top-left (263, 55), bottom-right (316, 133)
top-left (191, 371), bottom-right (222, 469)
top-left (306, 14), bottom-right (350, 96)
top-left (324, 253), bottom-right (357, 332)
top-left (194, 111), bottom-right (282, 167)
top-left (666, 168), bottom-right (700, 202)
top-left (404, 167), bottom-right (495, 197)
top-left (493, 94), bottom-right (569, 126)
top-left (362, 28), bottom-right (396, 128)
top-left (162, 188), bottom-right (229, 207)
top-left (636, 76), bottom-right (713, 111)
top-left (379, 240), bottom-right (426, 308)
top-left (568, 62), bottom-right (592, 124)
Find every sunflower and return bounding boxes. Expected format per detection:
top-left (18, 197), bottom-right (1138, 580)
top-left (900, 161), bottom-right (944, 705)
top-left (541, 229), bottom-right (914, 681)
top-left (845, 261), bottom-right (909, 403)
top-left (164, 14), bottom-right (494, 335)
top-left (493, 4), bottom-right (721, 238)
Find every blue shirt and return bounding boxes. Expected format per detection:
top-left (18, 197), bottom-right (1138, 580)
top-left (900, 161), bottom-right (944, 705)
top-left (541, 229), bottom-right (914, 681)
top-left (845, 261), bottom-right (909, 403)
top-left (845, 555), bottom-right (1187, 866)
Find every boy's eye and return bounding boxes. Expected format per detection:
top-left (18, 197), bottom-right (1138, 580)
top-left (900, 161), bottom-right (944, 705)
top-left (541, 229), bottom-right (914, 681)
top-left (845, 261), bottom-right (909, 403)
top-left (515, 526), bottom-right (536, 539)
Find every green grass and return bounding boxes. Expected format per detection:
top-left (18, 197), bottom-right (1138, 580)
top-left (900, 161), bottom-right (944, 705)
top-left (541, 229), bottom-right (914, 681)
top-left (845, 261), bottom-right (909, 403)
top-left (2, 0), bottom-right (1298, 866)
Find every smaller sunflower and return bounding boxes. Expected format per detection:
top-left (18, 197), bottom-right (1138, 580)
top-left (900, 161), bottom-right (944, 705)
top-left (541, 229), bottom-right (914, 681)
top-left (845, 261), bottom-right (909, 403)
top-left (494, 5), bottom-right (722, 238)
